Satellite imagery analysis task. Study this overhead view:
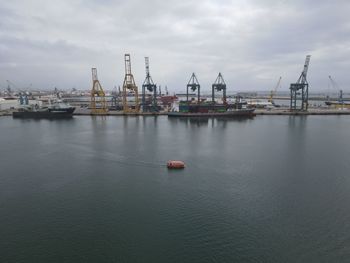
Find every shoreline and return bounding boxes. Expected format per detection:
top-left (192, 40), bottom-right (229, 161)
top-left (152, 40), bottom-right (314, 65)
top-left (2, 108), bottom-right (350, 117)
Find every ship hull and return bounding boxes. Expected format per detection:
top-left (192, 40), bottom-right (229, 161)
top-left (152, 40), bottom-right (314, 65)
top-left (13, 107), bottom-right (75, 119)
top-left (325, 101), bottom-right (350, 107)
top-left (167, 109), bottom-right (255, 118)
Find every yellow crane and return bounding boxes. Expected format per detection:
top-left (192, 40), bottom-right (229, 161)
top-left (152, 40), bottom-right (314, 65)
top-left (268, 76), bottom-right (282, 105)
top-left (90, 68), bottom-right (107, 115)
top-left (122, 54), bottom-right (139, 113)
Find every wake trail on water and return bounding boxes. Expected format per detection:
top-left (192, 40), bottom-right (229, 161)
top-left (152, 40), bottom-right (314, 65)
top-left (95, 152), bottom-right (167, 168)
top-left (68, 143), bottom-right (167, 168)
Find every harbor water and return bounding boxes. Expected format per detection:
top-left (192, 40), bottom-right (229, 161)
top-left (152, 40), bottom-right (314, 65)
top-left (1, 115), bottom-right (350, 262)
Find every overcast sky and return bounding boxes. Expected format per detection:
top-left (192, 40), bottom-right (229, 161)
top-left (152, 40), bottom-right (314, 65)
top-left (1, 0), bottom-right (349, 93)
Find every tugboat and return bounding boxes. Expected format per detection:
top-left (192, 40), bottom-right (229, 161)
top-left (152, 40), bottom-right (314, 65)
top-left (13, 100), bottom-right (75, 119)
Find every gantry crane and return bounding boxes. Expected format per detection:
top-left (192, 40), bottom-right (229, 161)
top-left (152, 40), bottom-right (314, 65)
top-left (142, 57), bottom-right (157, 112)
top-left (268, 76), bottom-right (282, 105)
top-left (290, 55), bottom-right (311, 111)
top-left (186, 73), bottom-right (200, 104)
top-left (212, 73), bottom-right (227, 104)
top-left (90, 68), bottom-right (107, 115)
top-left (122, 54), bottom-right (139, 113)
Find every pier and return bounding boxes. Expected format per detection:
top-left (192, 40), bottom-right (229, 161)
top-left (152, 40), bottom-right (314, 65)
top-left (2, 107), bottom-right (350, 117)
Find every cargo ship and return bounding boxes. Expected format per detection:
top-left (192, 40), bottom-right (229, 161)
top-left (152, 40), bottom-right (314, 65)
top-left (168, 100), bottom-right (255, 118)
top-left (13, 101), bottom-right (75, 118)
top-left (325, 100), bottom-right (350, 108)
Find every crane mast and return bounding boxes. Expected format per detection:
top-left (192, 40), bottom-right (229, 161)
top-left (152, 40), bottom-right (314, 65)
top-left (142, 57), bottom-right (157, 112)
top-left (212, 73), bottom-right (227, 105)
top-left (290, 55), bottom-right (311, 111)
top-left (122, 54), bottom-right (139, 113)
top-left (186, 73), bottom-right (200, 105)
top-left (90, 68), bottom-right (107, 115)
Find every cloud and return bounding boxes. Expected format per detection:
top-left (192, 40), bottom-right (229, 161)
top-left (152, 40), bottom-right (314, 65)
top-left (0, 0), bottom-right (349, 93)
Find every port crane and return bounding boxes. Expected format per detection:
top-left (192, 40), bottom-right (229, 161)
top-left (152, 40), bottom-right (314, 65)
top-left (268, 76), bottom-right (282, 105)
top-left (6, 80), bottom-right (32, 94)
top-left (186, 73), bottom-right (200, 104)
top-left (122, 54), bottom-right (139, 113)
top-left (6, 80), bottom-right (18, 94)
top-left (142, 57), bottom-right (158, 112)
top-left (12, 80), bottom-right (30, 105)
top-left (90, 68), bottom-right (107, 114)
top-left (290, 55), bottom-right (311, 111)
top-left (212, 73), bottom-right (227, 105)
top-left (328, 75), bottom-right (343, 102)
top-left (6, 80), bottom-right (29, 102)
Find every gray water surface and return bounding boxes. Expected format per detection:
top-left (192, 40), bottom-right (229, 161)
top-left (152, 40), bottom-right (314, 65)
top-left (1, 115), bottom-right (350, 262)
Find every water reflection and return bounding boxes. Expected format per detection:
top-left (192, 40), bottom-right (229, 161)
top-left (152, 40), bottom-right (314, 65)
top-left (16, 117), bottom-right (75, 123)
top-left (2, 115), bottom-right (350, 262)
top-left (287, 115), bottom-right (307, 131)
top-left (168, 116), bottom-right (253, 128)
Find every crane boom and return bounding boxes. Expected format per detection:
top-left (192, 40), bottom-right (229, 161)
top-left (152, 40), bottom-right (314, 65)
top-left (329, 75), bottom-right (340, 90)
top-left (268, 76), bottom-right (282, 103)
top-left (329, 75), bottom-right (343, 101)
top-left (299, 55), bottom-right (311, 84)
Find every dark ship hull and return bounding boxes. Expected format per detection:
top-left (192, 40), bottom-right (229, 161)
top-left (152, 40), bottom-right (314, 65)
top-left (169, 101), bottom-right (255, 118)
top-left (168, 108), bottom-right (255, 118)
top-left (13, 107), bottom-right (75, 119)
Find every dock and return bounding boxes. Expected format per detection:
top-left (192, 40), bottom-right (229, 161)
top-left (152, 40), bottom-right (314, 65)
top-left (2, 107), bottom-right (350, 117)
top-left (254, 109), bottom-right (350, 115)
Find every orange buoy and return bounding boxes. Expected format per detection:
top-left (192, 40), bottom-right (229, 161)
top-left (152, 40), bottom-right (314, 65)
top-left (167, 160), bottom-right (185, 169)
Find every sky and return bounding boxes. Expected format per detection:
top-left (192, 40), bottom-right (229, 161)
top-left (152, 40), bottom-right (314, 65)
top-left (0, 0), bottom-right (350, 93)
